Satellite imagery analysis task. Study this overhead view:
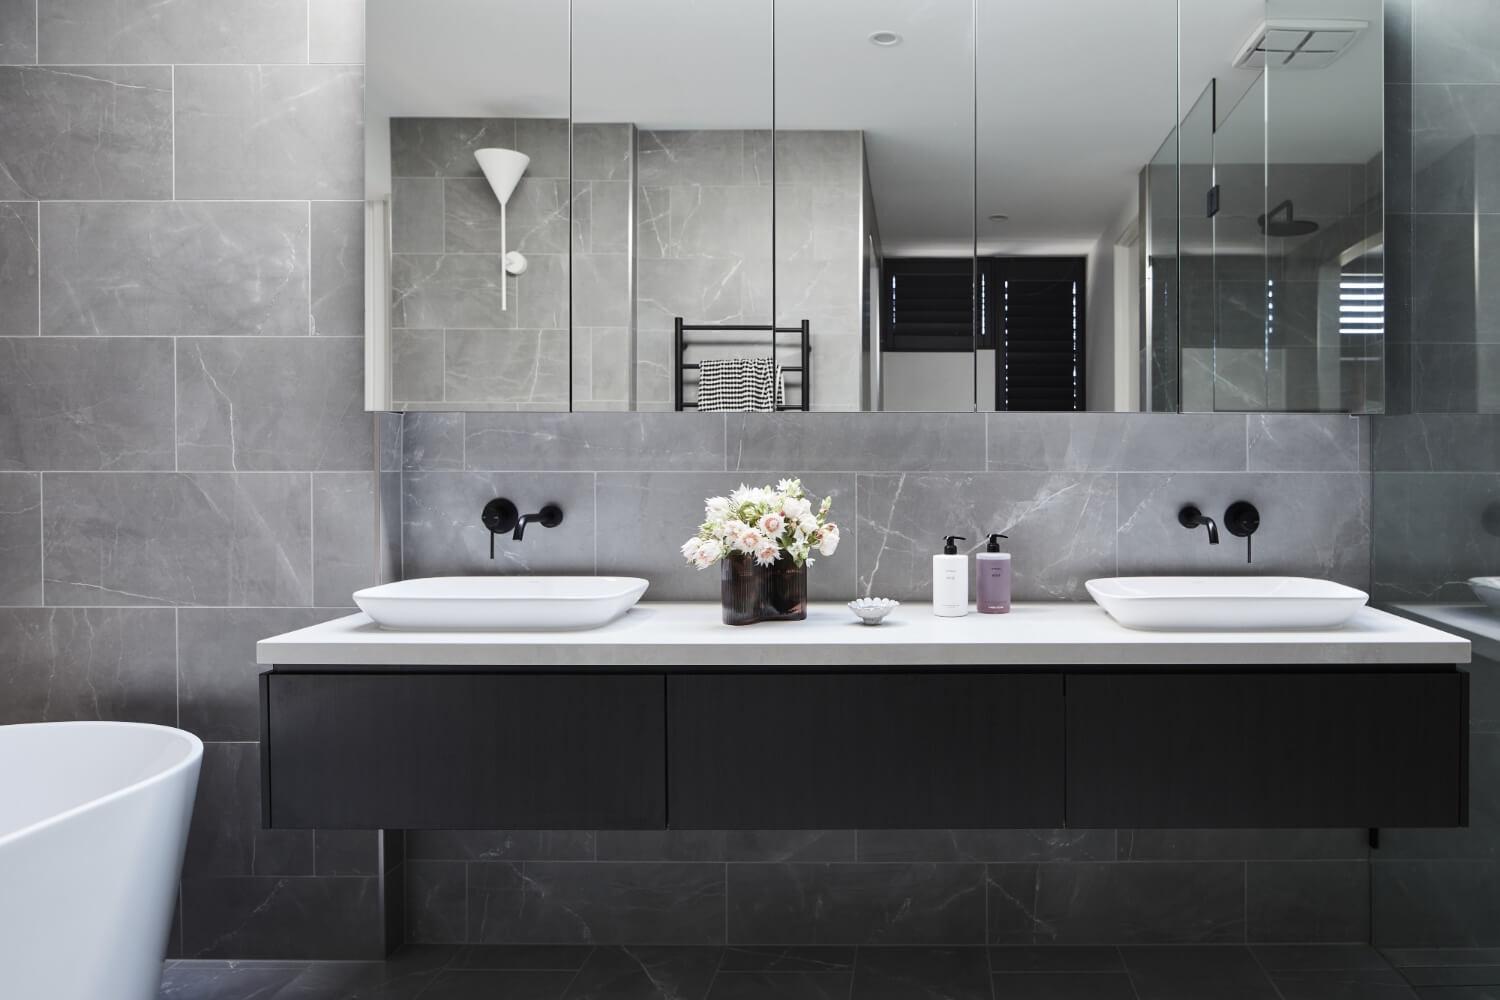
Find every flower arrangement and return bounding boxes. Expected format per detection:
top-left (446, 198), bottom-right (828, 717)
top-left (681, 478), bottom-right (839, 570)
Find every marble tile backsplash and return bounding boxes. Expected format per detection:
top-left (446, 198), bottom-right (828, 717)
top-left (396, 411), bottom-right (1372, 601)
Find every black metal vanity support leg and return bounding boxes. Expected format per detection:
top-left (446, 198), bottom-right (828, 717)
top-left (1368, 827), bottom-right (1380, 850)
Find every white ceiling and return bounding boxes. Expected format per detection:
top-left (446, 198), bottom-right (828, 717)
top-left (367, 0), bottom-right (1383, 256)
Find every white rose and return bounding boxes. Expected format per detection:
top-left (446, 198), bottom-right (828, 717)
top-left (782, 496), bottom-right (811, 520)
top-left (818, 532), bottom-right (839, 557)
top-left (798, 515), bottom-right (819, 536)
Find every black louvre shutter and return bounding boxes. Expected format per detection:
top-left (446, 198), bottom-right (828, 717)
top-left (985, 257), bottom-right (1086, 411)
top-left (880, 258), bottom-right (980, 352)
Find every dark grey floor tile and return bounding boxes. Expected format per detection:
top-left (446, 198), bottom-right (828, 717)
top-left (562, 946), bottom-right (721, 1000)
top-left (1414, 989), bottom-right (1500, 999)
top-left (719, 947), bottom-right (857, 973)
top-left (1270, 969), bottom-right (1419, 1000)
top-left (1388, 951), bottom-right (1500, 969)
top-left (708, 971), bottom-right (852, 999)
top-left (157, 963), bottom-right (305, 1000)
top-left (851, 947), bottom-right (991, 1000)
top-left (450, 945), bottom-right (595, 971)
top-left (278, 960), bottom-right (437, 1000)
top-left (1404, 969), bottom-right (1500, 988)
top-left (991, 972), bottom-right (1136, 1000)
top-left (1255, 945), bottom-right (1393, 972)
top-left (1120, 946), bottom-right (1280, 1000)
top-left (988, 947), bottom-right (1123, 973)
top-left (420, 969), bottom-right (576, 1000)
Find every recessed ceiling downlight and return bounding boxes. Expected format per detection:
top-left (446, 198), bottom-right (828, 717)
top-left (868, 30), bottom-right (902, 47)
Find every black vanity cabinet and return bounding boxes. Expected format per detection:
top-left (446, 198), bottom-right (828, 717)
top-left (260, 664), bottom-right (1468, 832)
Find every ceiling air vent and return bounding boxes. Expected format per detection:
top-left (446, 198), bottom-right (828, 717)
top-left (1233, 18), bottom-right (1368, 70)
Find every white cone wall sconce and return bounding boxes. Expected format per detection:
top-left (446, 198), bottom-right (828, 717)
top-left (474, 147), bottom-right (531, 310)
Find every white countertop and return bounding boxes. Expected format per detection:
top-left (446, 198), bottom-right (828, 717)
top-left (258, 602), bottom-right (1470, 668)
top-left (1390, 603), bottom-right (1500, 662)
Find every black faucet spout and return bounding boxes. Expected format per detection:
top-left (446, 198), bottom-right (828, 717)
top-left (1178, 504), bottom-right (1220, 545)
top-left (513, 504), bottom-right (564, 541)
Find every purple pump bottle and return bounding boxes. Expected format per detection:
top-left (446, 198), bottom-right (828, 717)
top-left (976, 532), bottom-right (1012, 614)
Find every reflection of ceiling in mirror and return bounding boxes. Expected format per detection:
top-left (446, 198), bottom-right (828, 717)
top-left (367, 0), bottom-right (1383, 258)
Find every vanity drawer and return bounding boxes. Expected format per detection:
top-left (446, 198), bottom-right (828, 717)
top-left (667, 673), bottom-right (1064, 829)
top-left (1066, 671), bottom-right (1469, 829)
top-left (261, 672), bottom-right (666, 829)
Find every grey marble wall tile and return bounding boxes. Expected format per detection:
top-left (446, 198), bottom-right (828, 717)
top-left (1117, 830), bottom-right (1367, 862)
top-left (393, 329), bottom-right (445, 403)
top-left (186, 741), bottom-right (312, 879)
top-left (594, 471), bottom-right (856, 601)
top-left (0, 0), bottom-right (34, 63)
top-left (1247, 861), bottom-right (1370, 943)
top-left (1383, 734), bottom-right (1500, 861)
top-left (0, 337), bottom-right (175, 471)
top-left (702, 969), bottom-right (849, 998)
top-left (725, 832), bottom-right (857, 864)
top-left (1247, 415), bottom-right (1363, 472)
top-left (1413, 343), bottom-right (1500, 413)
top-left (405, 831), bottom-right (595, 862)
top-left (392, 256), bottom-right (509, 329)
top-left (856, 830), bottom-right (1114, 864)
top-left (311, 202), bottom-right (363, 337)
top-left (40, 201), bottom-right (310, 338)
top-left (728, 414), bottom-right (985, 472)
top-left (468, 862), bottom-right (725, 945)
top-left (987, 862), bottom-right (1245, 945)
top-left (572, 253), bottom-right (630, 326)
top-left (855, 472), bottom-right (1117, 601)
top-left (402, 412), bottom-right (465, 471)
top-left (376, 410), bottom-right (402, 472)
top-left (177, 338), bottom-right (371, 471)
top-left (564, 946), bottom-right (721, 997)
top-left (39, 0), bottom-right (305, 62)
top-left (513, 118), bottom-right (568, 178)
top-left (596, 831), bottom-right (726, 863)
top-left (310, 0), bottom-right (363, 63)
top-left (0, 66), bottom-right (171, 199)
top-left (1373, 861), bottom-right (1500, 947)
top-left (587, 182), bottom-right (632, 253)
top-left (0, 202), bottom-right (37, 335)
top-left (1115, 473), bottom-right (1370, 589)
top-left (852, 947), bottom-right (989, 999)
top-left (988, 947), bottom-right (1125, 973)
top-left (1387, 0), bottom-right (1413, 86)
top-left (727, 863), bottom-right (986, 946)
top-left (719, 947), bottom-right (856, 973)
top-left (516, 254), bottom-right (569, 331)
top-left (379, 468), bottom-right (400, 583)
top-left (0, 607), bottom-right (175, 724)
top-left (392, 177), bottom-right (445, 253)
top-left (314, 831), bottom-right (381, 877)
top-left (639, 130), bottom-right (748, 187)
top-left (1373, 472), bottom-right (1500, 601)
top-left (671, 185), bottom-right (772, 261)
top-left (1408, 215), bottom-right (1477, 342)
top-left (313, 472), bottom-right (378, 605)
top-left (1413, 0), bottom-right (1500, 84)
top-left (391, 118), bottom-right (515, 179)
top-left (178, 607), bottom-right (327, 741)
top-left (44, 472), bottom-right (313, 607)
top-left (182, 876), bottom-right (385, 959)
top-left (1373, 414), bottom-right (1500, 471)
top-left (407, 861), bottom-right (467, 943)
top-left (444, 329), bottom-right (569, 407)
top-left (442, 178), bottom-right (501, 253)
top-left (0, 472), bottom-right (40, 604)
top-left (986, 414), bottom-right (1247, 472)
top-left (401, 470), bottom-right (594, 577)
top-left (175, 66), bottom-right (363, 200)
top-left (573, 123), bottom-right (632, 182)
top-left (464, 413), bottom-right (724, 471)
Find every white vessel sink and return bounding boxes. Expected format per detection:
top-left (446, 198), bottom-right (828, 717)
top-left (354, 576), bottom-right (649, 631)
top-left (1086, 576), bottom-right (1369, 631)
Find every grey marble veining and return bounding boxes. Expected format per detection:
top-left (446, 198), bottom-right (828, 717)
top-left (178, 607), bottom-right (330, 741)
top-left (730, 413), bottom-right (985, 472)
top-left (176, 337), bottom-right (372, 472)
top-left (0, 0), bottom-right (34, 63)
top-left (392, 255), bottom-right (512, 330)
top-left (1374, 413), bottom-right (1500, 471)
top-left (0, 337), bottom-right (176, 471)
top-left (181, 876), bottom-right (385, 959)
top-left (43, 472), bottom-right (313, 607)
top-left (0, 65), bottom-right (172, 199)
top-left (38, 0), bottom-right (305, 63)
top-left (0, 472), bottom-right (40, 605)
top-left (1373, 472), bottom-right (1500, 602)
top-left (311, 202), bottom-right (364, 337)
top-left (987, 413), bottom-right (1248, 472)
top-left (0, 607), bottom-right (176, 725)
top-left (40, 201), bottom-right (310, 338)
top-left (443, 329), bottom-right (570, 406)
top-left (1413, 0), bottom-right (1500, 84)
top-left (312, 472), bottom-right (379, 606)
top-left (855, 472), bottom-right (1117, 601)
top-left (174, 65), bottom-right (364, 200)
top-left (464, 413), bottom-right (726, 471)
top-left (0, 201), bottom-right (38, 335)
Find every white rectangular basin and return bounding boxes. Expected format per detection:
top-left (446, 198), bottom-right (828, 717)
top-left (353, 576), bottom-right (649, 631)
top-left (1086, 576), bottom-right (1369, 631)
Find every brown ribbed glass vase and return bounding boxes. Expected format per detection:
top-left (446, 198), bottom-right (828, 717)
top-left (764, 558), bottom-right (808, 621)
top-left (719, 553), bottom-right (766, 626)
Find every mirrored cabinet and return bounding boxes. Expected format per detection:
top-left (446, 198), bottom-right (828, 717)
top-left (365, 0), bottom-right (1385, 414)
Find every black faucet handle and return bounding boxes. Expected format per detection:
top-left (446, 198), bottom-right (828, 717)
top-left (1225, 501), bottom-right (1259, 564)
top-left (482, 498), bottom-right (520, 559)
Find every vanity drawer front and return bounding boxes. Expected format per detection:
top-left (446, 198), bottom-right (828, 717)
top-left (667, 673), bottom-right (1064, 829)
top-left (1066, 671), bottom-right (1469, 829)
top-left (262, 672), bottom-right (665, 829)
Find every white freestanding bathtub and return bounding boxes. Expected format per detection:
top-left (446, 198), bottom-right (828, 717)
top-left (0, 722), bottom-right (203, 1000)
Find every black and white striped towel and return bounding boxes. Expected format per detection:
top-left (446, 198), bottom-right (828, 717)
top-left (695, 358), bottom-right (785, 412)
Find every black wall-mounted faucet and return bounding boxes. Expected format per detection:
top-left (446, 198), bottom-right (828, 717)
top-left (1178, 504), bottom-right (1219, 545)
top-left (1225, 500), bottom-right (1260, 563)
top-left (482, 498), bottom-right (564, 557)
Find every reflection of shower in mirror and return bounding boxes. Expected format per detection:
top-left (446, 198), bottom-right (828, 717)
top-left (474, 147), bottom-right (531, 309)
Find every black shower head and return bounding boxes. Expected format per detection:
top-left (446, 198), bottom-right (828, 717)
top-left (1259, 199), bottom-right (1320, 238)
